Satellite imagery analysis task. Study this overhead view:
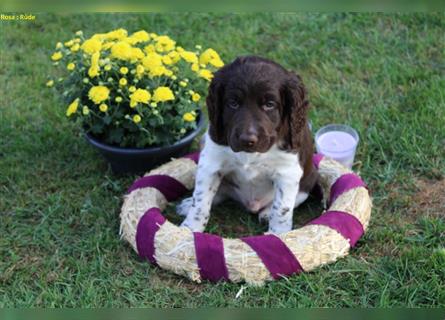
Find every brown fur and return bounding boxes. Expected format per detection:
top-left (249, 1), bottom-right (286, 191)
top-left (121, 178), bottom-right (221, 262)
top-left (206, 55), bottom-right (317, 193)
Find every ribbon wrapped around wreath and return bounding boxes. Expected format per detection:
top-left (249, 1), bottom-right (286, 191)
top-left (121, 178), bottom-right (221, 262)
top-left (120, 152), bottom-right (372, 285)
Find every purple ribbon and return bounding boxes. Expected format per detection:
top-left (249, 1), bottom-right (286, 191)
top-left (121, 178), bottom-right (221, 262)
top-left (136, 208), bottom-right (166, 263)
top-left (183, 151), bottom-right (200, 164)
top-left (313, 153), bottom-right (324, 169)
top-left (131, 151), bottom-right (368, 280)
top-left (193, 232), bottom-right (229, 282)
top-left (329, 173), bottom-right (367, 206)
top-left (127, 174), bottom-right (189, 201)
top-left (307, 210), bottom-right (364, 247)
top-left (241, 234), bottom-right (303, 279)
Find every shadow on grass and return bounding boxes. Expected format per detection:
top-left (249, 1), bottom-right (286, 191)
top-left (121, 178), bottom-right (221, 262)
top-left (163, 193), bottom-right (324, 238)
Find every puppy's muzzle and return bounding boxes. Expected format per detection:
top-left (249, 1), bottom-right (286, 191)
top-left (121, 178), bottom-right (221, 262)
top-left (239, 132), bottom-right (259, 149)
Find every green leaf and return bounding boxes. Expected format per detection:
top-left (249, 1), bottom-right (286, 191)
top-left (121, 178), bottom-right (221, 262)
top-left (91, 122), bottom-right (104, 134)
top-left (108, 128), bottom-right (124, 144)
top-left (103, 115), bottom-right (112, 125)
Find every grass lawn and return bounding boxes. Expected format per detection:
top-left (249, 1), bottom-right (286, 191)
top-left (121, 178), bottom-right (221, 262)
top-left (1, 13), bottom-right (444, 307)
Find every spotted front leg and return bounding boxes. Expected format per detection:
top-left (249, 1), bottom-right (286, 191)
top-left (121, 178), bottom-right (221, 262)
top-left (268, 173), bottom-right (302, 234)
top-left (180, 167), bottom-right (222, 232)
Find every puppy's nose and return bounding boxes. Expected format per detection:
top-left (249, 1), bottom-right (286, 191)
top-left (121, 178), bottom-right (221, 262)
top-left (239, 132), bottom-right (258, 147)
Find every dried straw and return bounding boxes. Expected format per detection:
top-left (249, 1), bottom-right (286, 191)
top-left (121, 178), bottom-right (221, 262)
top-left (120, 155), bottom-right (372, 285)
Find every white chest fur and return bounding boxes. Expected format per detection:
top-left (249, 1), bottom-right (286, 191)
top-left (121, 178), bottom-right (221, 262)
top-left (200, 133), bottom-right (302, 212)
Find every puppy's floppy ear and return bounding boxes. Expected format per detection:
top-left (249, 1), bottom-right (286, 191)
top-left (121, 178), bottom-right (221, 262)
top-left (281, 71), bottom-right (309, 149)
top-left (206, 77), bottom-right (226, 144)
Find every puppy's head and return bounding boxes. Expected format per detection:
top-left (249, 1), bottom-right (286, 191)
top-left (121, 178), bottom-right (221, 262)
top-left (207, 55), bottom-right (308, 153)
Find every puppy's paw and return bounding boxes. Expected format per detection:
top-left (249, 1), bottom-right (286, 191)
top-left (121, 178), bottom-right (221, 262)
top-left (258, 205), bottom-right (271, 223)
top-left (267, 221), bottom-right (292, 235)
top-left (176, 197), bottom-right (194, 217)
top-left (180, 218), bottom-right (205, 232)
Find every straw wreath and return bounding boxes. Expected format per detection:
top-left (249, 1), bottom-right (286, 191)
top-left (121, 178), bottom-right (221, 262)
top-left (120, 152), bottom-right (372, 285)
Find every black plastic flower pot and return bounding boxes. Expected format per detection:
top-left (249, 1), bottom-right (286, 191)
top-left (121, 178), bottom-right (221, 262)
top-left (84, 114), bottom-right (205, 174)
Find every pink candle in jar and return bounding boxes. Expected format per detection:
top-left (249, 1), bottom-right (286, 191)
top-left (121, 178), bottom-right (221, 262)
top-left (315, 124), bottom-right (359, 168)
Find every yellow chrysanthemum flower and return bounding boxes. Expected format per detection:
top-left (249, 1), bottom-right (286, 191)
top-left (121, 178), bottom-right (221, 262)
top-left (168, 51), bottom-right (180, 64)
top-left (133, 30), bottom-right (150, 40)
top-left (152, 86), bottom-right (175, 102)
top-left (130, 89), bottom-right (151, 104)
top-left (129, 86), bottom-right (136, 93)
top-left (104, 64), bottom-right (112, 71)
top-left (199, 48), bottom-right (224, 67)
top-left (198, 69), bottom-right (213, 81)
top-left (70, 43), bottom-right (80, 52)
top-left (119, 78), bottom-right (128, 86)
top-left (88, 85), bottom-right (109, 104)
top-left (110, 41), bottom-right (132, 60)
top-left (115, 96), bottom-right (123, 103)
top-left (149, 65), bottom-right (169, 77)
top-left (129, 47), bottom-right (144, 60)
top-left (180, 51), bottom-right (198, 64)
top-left (135, 65), bottom-right (145, 78)
top-left (130, 101), bottom-right (138, 108)
top-left (81, 38), bottom-right (102, 55)
top-left (141, 52), bottom-right (163, 70)
top-left (162, 55), bottom-right (173, 65)
top-left (136, 64), bottom-right (145, 74)
top-left (51, 52), bottom-right (63, 61)
top-left (155, 35), bottom-right (176, 52)
top-left (64, 40), bottom-right (74, 47)
top-left (88, 52), bottom-right (100, 78)
top-left (133, 114), bottom-right (142, 123)
top-left (191, 93), bottom-right (201, 102)
top-left (183, 112), bottom-right (196, 122)
top-left (99, 103), bottom-right (108, 112)
top-left (191, 63), bottom-right (199, 72)
top-left (102, 41), bottom-right (115, 50)
top-left (55, 42), bottom-right (63, 49)
top-left (91, 51), bottom-right (100, 66)
top-left (126, 30), bottom-right (150, 45)
top-left (144, 44), bottom-right (156, 54)
top-left (88, 66), bottom-right (99, 78)
top-left (67, 63), bottom-right (75, 71)
top-left (46, 80), bottom-right (54, 87)
top-left (104, 28), bottom-right (128, 40)
top-left (66, 98), bottom-right (79, 117)
top-left (120, 67), bottom-right (129, 74)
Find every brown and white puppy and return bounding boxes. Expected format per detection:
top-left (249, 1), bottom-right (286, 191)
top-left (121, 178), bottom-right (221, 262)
top-left (178, 56), bottom-right (318, 234)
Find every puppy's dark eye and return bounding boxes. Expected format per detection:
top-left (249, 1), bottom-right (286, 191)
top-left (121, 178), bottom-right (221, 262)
top-left (227, 99), bottom-right (240, 110)
top-left (263, 101), bottom-right (277, 111)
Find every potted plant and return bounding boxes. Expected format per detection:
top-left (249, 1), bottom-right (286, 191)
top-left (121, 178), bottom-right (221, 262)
top-left (47, 28), bottom-right (224, 173)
